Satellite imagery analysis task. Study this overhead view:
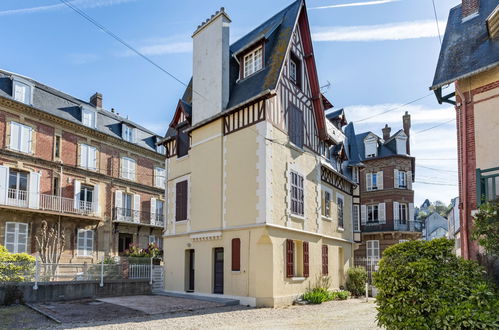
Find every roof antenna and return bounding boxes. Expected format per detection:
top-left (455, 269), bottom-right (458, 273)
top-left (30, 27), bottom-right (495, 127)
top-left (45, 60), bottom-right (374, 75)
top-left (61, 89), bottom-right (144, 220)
top-left (320, 80), bottom-right (331, 94)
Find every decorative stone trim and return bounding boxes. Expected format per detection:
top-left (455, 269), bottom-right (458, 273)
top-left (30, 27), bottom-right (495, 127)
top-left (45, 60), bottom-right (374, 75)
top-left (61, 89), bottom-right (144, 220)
top-left (190, 231), bottom-right (222, 241)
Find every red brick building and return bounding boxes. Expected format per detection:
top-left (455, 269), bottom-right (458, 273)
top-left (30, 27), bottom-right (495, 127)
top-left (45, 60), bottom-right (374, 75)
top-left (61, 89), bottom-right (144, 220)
top-left (0, 69), bottom-right (166, 263)
top-left (431, 0), bottom-right (499, 260)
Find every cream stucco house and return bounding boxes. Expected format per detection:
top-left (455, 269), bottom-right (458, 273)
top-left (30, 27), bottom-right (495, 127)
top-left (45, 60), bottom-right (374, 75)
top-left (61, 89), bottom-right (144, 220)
top-left (158, 0), bottom-right (356, 307)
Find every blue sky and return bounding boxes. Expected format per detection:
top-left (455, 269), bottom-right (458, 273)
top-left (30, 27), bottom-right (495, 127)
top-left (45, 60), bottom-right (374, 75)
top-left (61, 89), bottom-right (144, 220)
top-left (0, 0), bottom-right (460, 206)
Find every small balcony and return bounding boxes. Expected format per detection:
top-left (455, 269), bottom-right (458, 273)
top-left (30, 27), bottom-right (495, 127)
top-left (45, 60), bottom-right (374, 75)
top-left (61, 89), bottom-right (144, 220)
top-left (362, 220), bottom-right (422, 233)
top-left (112, 207), bottom-right (164, 228)
top-left (3, 188), bottom-right (98, 218)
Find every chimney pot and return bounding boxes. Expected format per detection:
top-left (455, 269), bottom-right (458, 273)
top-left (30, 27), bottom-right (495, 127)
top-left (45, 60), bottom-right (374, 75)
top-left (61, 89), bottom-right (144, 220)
top-left (382, 124), bottom-right (391, 141)
top-left (90, 92), bottom-right (102, 109)
top-left (462, 0), bottom-right (479, 19)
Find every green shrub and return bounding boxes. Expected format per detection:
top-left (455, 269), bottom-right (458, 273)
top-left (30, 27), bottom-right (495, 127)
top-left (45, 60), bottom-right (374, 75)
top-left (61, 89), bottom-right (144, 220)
top-left (346, 267), bottom-right (367, 296)
top-left (303, 288), bottom-right (330, 304)
top-left (331, 290), bottom-right (349, 300)
top-left (0, 245), bottom-right (35, 282)
top-left (373, 238), bottom-right (499, 330)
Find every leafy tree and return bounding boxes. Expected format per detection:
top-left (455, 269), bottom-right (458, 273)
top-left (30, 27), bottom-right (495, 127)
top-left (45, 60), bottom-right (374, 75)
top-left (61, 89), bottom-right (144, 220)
top-left (472, 202), bottom-right (499, 256)
top-left (373, 239), bottom-right (498, 330)
top-left (0, 245), bottom-right (35, 282)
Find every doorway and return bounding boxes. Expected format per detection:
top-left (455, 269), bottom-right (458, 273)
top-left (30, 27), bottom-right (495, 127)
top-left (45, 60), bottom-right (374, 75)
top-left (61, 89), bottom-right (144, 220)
top-left (118, 233), bottom-right (133, 255)
top-left (213, 248), bottom-right (224, 294)
top-left (186, 249), bottom-right (195, 292)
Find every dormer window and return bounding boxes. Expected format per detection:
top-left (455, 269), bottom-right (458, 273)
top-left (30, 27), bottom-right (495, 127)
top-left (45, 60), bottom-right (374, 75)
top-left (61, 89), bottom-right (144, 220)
top-left (122, 124), bottom-right (136, 143)
top-left (243, 46), bottom-right (263, 78)
top-left (396, 136), bottom-right (407, 155)
top-left (81, 107), bottom-right (97, 128)
top-left (157, 144), bottom-right (166, 155)
top-left (12, 79), bottom-right (33, 105)
top-left (364, 136), bottom-right (378, 158)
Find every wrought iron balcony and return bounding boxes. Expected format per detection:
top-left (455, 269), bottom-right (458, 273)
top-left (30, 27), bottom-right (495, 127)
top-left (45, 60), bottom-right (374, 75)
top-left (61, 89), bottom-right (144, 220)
top-left (361, 220), bottom-right (422, 233)
top-left (112, 207), bottom-right (164, 227)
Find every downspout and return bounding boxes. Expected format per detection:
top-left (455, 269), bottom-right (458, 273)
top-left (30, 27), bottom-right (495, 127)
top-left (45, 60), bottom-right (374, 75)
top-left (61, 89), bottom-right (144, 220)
top-left (164, 155), bottom-right (169, 235)
top-left (455, 82), bottom-right (469, 259)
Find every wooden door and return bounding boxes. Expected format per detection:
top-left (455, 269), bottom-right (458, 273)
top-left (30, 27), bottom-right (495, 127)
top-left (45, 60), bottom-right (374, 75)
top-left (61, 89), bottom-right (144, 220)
top-left (213, 248), bottom-right (224, 294)
top-left (188, 249), bottom-right (195, 292)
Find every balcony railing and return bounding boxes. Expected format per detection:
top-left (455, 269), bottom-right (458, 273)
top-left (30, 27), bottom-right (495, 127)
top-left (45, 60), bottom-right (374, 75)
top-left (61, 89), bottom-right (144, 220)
top-left (113, 207), bottom-right (164, 227)
top-left (362, 220), bottom-right (422, 233)
top-left (3, 188), bottom-right (97, 217)
top-left (394, 220), bottom-right (423, 232)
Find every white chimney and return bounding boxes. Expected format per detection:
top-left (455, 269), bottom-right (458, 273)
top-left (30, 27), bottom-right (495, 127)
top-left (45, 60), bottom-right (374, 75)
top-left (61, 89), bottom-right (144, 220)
top-left (191, 8), bottom-right (231, 126)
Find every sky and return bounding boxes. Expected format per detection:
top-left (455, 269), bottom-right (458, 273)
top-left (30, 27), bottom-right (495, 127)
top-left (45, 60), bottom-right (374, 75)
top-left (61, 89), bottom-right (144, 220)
top-left (0, 0), bottom-right (461, 206)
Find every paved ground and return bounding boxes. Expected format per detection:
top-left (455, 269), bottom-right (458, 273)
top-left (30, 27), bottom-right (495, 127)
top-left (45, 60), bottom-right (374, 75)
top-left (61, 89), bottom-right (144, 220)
top-left (0, 297), bottom-right (379, 329)
top-left (0, 304), bottom-right (54, 329)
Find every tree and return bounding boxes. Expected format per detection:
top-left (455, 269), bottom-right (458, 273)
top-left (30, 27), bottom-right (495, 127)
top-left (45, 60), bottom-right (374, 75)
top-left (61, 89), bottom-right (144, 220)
top-left (35, 220), bottom-right (65, 280)
top-left (472, 202), bottom-right (499, 257)
top-left (0, 245), bottom-right (35, 282)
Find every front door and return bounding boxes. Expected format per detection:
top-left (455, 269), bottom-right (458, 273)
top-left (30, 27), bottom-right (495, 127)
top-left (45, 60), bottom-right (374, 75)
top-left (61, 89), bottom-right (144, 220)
top-left (213, 248), bottom-right (224, 294)
top-left (188, 249), bottom-right (195, 292)
top-left (118, 233), bottom-right (133, 255)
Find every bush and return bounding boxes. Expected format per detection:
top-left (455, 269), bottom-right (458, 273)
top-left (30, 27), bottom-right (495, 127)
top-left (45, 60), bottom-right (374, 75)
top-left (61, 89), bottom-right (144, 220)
top-left (346, 267), bottom-right (367, 296)
top-left (0, 245), bottom-right (35, 282)
top-left (331, 290), bottom-right (349, 300)
top-left (373, 238), bottom-right (499, 330)
top-left (303, 288), bottom-right (330, 304)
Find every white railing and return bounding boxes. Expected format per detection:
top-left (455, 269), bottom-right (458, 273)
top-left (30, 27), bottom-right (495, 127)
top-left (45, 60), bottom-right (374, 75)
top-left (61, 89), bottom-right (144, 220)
top-left (7, 188), bottom-right (28, 208)
top-left (129, 263), bottom-right (151, 279)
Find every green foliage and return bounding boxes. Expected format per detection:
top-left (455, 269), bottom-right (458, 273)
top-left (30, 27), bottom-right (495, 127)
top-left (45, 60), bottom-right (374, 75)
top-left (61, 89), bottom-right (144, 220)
top-left (373, 238), bottom-right (499, 330)
top-left (301, 275), bottom-right (349, 304)
top-left (125, 243), bottom-right (162, 258)
top-left (0, 245), bottom-right (35, 282)
top-left (346, 267), bottom-right (367, 296)
top-left (472, 202), bottom-right (499, 256)
top-left (303, 288), bottom-right (331, 304)
top-left (330, 290), bottom-right (349, 300)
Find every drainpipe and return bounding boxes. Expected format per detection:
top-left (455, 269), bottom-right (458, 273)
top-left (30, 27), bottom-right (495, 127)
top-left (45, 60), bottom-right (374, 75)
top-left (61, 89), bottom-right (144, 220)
top-left (164, 156), bottom-right (169, 234)
top-left (455, 82), bottom-right (469, 260)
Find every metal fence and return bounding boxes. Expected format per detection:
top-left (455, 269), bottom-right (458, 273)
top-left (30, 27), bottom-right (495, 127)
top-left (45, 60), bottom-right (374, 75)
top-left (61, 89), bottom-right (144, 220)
top-left (354, 257), bottom-right (380, 284)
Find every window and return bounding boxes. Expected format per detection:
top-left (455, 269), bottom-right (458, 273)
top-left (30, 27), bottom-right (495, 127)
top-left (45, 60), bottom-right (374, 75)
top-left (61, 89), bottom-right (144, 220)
top-left (353, 205), bottom-right (360, 232)
top-left (121, 193), bottom-right (133, 220)
top-left (80, 185), bottom-right (93, 212)
top-left (398, 171), bottom-right (407, 189)
top-left (366, 172), bottom-right (383, 191)
top-left (13, 80), bottom-right (32, 105)
top-left (286, 239), bottom-right (308, 278)
top-left (288, 105), bottom-right (304, 148)
top-left (8, 170), bottom-right (28, 206)
top-left (289, 53), bottom-right (301, 88)
top-left (122, 124), bottom-right (135, 143)
top-left (367, 204), bottom-right (379, 223)
top-left (396, 137), bottom-right (407, 155)
top-left (243, 46), bottom-right (263, 78)
top-left (352, 167), bottom-right (359, 183)
top-left (80, 144), bottom-right (97, 171)
top-left (77, 229), bottom-right (94, 257)
top-left (399, 203), bottom-right (408, 224)
top-left (53, 176), bottom-right (59, 196)
top-left (322, 245), bottom-right (328, 275)
top-left (148, 235), bottom-right (162, 247)
top-left (9, 121), bottom-right (32, 154)
top-left (337, 194), bottom-right (344, 228)
top-left (81, 108), bottom-right (96, 128)
top-left (54, 135), bottom-right (61, 159)
top-left (366, 240), bottom-right (380, 259)
top-left (120, 157), bottom-right (136, 180)
top-left (364, 138), bottom-right (378, 158)
top-left (322, 189), bottom-right (331, 218)
top-left (157, 144), bottom-right (166, 155)
top-left (231, 238), bottom-right (241, 271)
top-left (175, 180), bottom-right (188, 221)
top-left (290, 171), bottom-right (304, 216)
top-left (4, 222), bottom-right (28, 253)
top-left (176, 125), bottom-right (189, 157)
top-left (290, 59), bottom-right (297, 83)
top-left (155, 199), bottom-right (164, 221)
top-left (154, 167), bottom-right (166, 188)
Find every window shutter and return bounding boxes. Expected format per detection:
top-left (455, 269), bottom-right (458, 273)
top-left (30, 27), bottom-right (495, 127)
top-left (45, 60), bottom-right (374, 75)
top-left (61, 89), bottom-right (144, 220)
top-left (133, 194), bottom-right (141, 223)
top-left (115, 190), bottom-right (123, 221)
top-left (28, 172), bottom-right (40, 209)
top-left (322, 245), bottom-right (328, 275)
top-left (394, 169), bottom-right (399, 188)
top-left (379, 202), bottom-right (386, 224)
top-left (176, 181), bottom-right (188, 221)
top-left (74, 180), bottom-right (81, 209)
top-left (80, 144), bottom-right (88, 168)
top-left (407, 171), bottom-right (412, 190)
top-left (286, 239), bottom-right (294, 278)
top-left (366, 173), bottom-right (372, 191)
top-left (393, 201), bottom-right (400, 221)
top-left (130, 160), bottom-right (136, 180)
top-left (92, 184), bottom-right (100, 215)
top-left (5, 223), bottom-right (16, 253)
top-left (22, 125), bottom-right (32, 154)
top-left (361, 205), bottom-right (367, 224)
top-left (409, 203), bottom-right (415, 221)
top-left (90, 147), bottom-right (97, 170)
top-left (10, 122), bottom-right (20, 150)
top-left (0, 165), bottom-right (9, 205)
top-left (303, 241), bottom-right (309, 278)
top-left (17, 223), bottom-right (28, 253)
top-left (231, 238), bottom-right (241, 271)
top-left (150, 198), bottom-right (156, 225)
top-left (121, 158), bottom-right (127, 179)
top-left (377, 171), bottom-right (383, 190)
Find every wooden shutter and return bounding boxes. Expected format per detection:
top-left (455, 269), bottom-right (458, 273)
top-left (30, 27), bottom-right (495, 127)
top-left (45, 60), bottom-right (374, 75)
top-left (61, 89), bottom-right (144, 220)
top-left (394, 169), bottom-right (399, 188)
top-left (379, 202), bottom-right (386, 224)
top-left (176, 180), bottom-right (188, 221)
top-left (377, 171), bottom-right (384, 190)
top-left (92, 184), bottom-right (100, 215)
top-left (407, 171), bottom-right (413, 190)
top-left (115, 190), bottom-right (123, 221)
top-left (322, 245), bottom-right (328, 275)
top-left (133, 194), bottom-right (141, 223)
top-left (28, 172), bottom-right (40, 209)
top-left (286, 239), bottom-right (294, 278)
top-left (409, 203), bottom-right (415, 221)
top-left (361, 205), bottom-right (367, 224)
top-left (0, 165), bottom-right (9, 205)
top-left (150, 198), bottom-right (157, 225)
top-left (393, 201), bottom-right (399, 221)
top-left (10, 122), bottom-right (20, 150)
top-left (366, 173), bottom-right (372, 191)
top-left (74, 180), bottom-right (81, 209)
top-left (303, 241), bottom-right (309, 278)
top-left (231, 238), bottom-right (241, 271)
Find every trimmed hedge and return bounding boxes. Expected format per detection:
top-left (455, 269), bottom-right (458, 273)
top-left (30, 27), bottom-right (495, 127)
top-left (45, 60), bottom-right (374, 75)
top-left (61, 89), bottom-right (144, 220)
top-left (373, 238), bottom-right (499, 329)
top-left (346, 267), bottom-right (367, 296)
top-left (0, 245), bottom-right (35, 282)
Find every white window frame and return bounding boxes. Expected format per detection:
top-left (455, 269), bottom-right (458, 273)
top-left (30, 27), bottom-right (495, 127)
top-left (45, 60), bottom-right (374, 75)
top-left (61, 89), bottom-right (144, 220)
top-left (81, 107), bottom-right (97, 128)
top-left (367, 204), bottom-right (379, 223)
top-left (364, 136), bottom-right (378, 158)
top-left (4, 222), bottom-right (28, 253)
top-left (337, 193), bottom-right (345, 229)
top-left (399, 203), bottom-right (408, 223)
top-left (352, 167), bottom-right (359, 184)
top-left (289, 57), bottom-right (298, 84)
top-left (77, 229), bottom-right (94, 257)
top-left (321, 186), bottom-right (332, 219)
top-left (353, 205), bottom-right (360, 232)
top-left (122, 124), bottom-right (135, 143)
top-left (120, 157), bottom-right (136, 181)
top-left (154, 167), bottom-right (166, 189)
top-left (398, 171), bottom-right (407, 189)
top-left (9, 121), bottom-right (32, 154)
top-left (12, 79), bottom-right (34, 105)
top-left (366, 240), bottom-right (380, 259)
top-left (290, 170), bottom-right (304, 218)
top-left (243, 46), bottom-right (263, 78)
top-left (80, 144), bottom-right (97, 171)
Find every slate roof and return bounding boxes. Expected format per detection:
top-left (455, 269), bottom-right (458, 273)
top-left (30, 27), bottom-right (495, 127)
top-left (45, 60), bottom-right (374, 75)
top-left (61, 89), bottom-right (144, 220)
top-left (171, 0), bottom-right (302, 138)
top-left (0, 69), bottom-right (163, 154)
top-left (431, 0), bottom-right (499, 89)
top-left (343, 122), bottom-right (363, 167)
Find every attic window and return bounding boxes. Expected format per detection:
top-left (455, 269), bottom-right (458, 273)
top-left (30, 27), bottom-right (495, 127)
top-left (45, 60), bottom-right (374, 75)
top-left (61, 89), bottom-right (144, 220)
top-left (81, 107), bottom-right (97, 128)
top-left (289, 53), bottom-right (302, 89)
top-left (243, 46), bottom-right (263, 78)
top-left (364, 138), bottom-right (378, 158)
top-left (122, 124), bottom-right (136, 143)
top-left (12, 79), bottom-right (33, 105)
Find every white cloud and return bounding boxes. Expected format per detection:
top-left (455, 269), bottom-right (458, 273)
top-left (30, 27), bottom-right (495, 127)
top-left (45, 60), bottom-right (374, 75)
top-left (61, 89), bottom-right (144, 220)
top-left (0, 0), bottom-right (138, 16)
top-left (310, 0), bottom-right (399, 10)
top-left (312, 20), bottom-right (446, 42)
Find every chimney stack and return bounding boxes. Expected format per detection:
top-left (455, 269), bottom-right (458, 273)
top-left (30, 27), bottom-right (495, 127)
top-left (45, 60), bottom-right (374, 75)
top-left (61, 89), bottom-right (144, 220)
top-left (462, 0), bottom-right (479, 20)
top-left (90, 92), bottom-right (103, 109)
top-left (382, 124), bottom-right (391, 141)
top-left (191, 7), bottom-right (231, 126)
top-left (403, 111), bottom-right (411, 155)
